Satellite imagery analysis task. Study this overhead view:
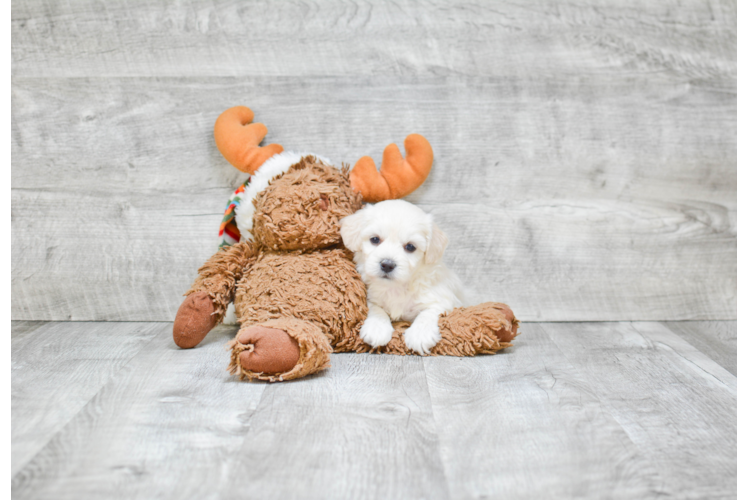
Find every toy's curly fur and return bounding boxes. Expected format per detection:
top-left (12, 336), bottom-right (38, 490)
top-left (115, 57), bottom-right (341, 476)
top-left (339, 302), bottom-right (519, 356)
top-left (228, 317), bottom-right (333, 382)
top-left (174, 154), bottom-right (519, 382)
top-left (186, 240), bottom-right (258, 321)
top-left (252, 158), bottom-right (362, 251)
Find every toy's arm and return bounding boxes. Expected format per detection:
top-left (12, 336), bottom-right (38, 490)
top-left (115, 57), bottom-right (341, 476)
top-left (173, 241), bottom-right (258, 348)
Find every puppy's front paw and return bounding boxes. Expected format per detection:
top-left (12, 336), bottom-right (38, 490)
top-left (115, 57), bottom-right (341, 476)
top-left (404, 319), bottom-right (441, 355)
top-left (359, 315), bottom-right (394, 348)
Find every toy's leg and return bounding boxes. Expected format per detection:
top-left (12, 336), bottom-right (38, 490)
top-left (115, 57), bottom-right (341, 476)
top-left (343, 302), bottom-right (519, 357)
top-left (429, 302), bottom-right (519, 356)
top-left (228, 318), bottom-right (332, 382)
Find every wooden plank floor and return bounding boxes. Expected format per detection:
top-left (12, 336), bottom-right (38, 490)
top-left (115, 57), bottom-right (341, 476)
top-left (11, 320), bottom-right (736, 499)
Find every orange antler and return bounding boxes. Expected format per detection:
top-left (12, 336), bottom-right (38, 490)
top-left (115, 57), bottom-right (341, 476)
top-left (213, 106), bottom-right (284, 174)
top-left (349, 134), bottom-right (433, 202)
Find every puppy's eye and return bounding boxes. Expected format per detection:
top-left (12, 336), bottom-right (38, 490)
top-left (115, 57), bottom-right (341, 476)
top-left (370, 236), bottom-right (381, 245)
top-left (404, 243), bottom-right (416, 253)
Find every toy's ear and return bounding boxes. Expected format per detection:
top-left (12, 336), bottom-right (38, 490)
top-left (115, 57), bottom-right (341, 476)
top-left (340, 207), bottom-right (370, 253)
top-left (425, 221), bottom-right (449, 265)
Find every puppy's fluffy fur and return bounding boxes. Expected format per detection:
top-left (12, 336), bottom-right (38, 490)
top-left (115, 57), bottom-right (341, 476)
top-left (340, 200), bottom-right (464, 354)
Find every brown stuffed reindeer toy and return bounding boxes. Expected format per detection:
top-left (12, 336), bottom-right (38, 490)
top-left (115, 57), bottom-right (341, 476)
top-left (173, 106), bottom-right (518, 382)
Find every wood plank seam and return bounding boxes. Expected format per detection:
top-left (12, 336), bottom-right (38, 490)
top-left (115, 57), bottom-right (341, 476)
top-left (12, 325), bottom-right (165, 477)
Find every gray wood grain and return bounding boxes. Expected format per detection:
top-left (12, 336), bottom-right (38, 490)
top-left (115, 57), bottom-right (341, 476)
top-left (661, 320), bottom-right (737, 375)
top-left (735, 210), bottom-right (748, 321)
top-left (12, 323), bottom-right (268, 499)
top-left (423, 323), bottom-right (665, 499)
top-left (542, 321), bottom-right (736, 500)
top-left (10, 320), bottom-right (47, 340)
top-left (11, 74), bottom-right (736, 321)
top-left (11, 321), bottom-right (163, 475)
top-left (11, 0), bottom-right (736, 80)
top-left (737, 377), bottom-right (748, 495)
top-left (11, 76), bottom-right (736, 205)
top-left (219, 354), bottom-right (449, 500)
top-left (12, 323), bottom-right (447, 500)
top-left (429, 198), bottom-right (735, 322)
top-left (11, 320), bottom-right (737, 499)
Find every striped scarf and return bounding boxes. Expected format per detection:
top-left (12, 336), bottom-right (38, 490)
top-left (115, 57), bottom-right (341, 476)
top-left (218, 177), bottom-right (252, 248)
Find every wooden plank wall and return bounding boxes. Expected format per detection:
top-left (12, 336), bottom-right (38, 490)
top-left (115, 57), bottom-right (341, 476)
top-left (11, 0), bottom-right (736, 322)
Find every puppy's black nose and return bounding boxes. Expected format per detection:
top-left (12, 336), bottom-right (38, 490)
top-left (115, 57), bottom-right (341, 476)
top-left (380, 259), bottom-right (397, 274)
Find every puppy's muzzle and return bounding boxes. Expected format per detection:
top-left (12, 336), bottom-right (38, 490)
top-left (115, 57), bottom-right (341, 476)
top-left (380, 259), bottom-right (397, 275)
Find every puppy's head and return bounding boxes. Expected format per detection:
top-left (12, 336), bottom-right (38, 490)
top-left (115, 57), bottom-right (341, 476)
top-left (340, 200), bottom-right (448, 285)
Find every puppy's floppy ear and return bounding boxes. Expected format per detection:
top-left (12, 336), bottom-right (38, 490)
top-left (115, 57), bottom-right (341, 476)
top-left (425, 222), bottom-right (449, 264)
top-left (340, 207), bottom-right (369, 252)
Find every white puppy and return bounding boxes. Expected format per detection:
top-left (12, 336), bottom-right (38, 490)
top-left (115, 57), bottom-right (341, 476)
top-left (340, 200), bottom-right (464, 354)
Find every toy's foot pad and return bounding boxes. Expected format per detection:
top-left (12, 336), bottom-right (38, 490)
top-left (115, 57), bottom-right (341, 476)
top-left (234, 326), bottom-right (300, 375)
top-left (173, 291), bottom-right (218, 349)
top-left (229, 318), bottom-right (332, 382)
top-left (498, 305), bottom-right (519, 342)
